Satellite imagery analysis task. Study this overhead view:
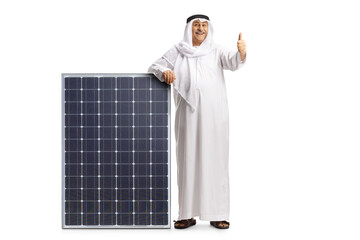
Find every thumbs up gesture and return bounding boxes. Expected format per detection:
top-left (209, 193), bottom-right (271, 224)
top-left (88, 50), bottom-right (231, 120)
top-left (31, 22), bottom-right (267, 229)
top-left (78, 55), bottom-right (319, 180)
top-left (237, 32), bottom-right (246, 61)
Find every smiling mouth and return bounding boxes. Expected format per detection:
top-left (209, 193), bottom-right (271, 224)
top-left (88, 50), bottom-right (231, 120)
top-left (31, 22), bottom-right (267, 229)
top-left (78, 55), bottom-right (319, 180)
top-left (196, 31), bottom-right (205, 35)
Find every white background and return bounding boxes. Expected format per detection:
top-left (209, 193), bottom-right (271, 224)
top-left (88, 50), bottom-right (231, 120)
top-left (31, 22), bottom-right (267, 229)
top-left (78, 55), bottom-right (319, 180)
top-left (0, 0), bottom-right (359, 239)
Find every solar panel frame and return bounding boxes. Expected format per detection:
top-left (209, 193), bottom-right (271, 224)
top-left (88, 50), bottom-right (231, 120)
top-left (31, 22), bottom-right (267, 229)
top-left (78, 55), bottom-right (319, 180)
top-left (61, 73), bottom-right (171, 229)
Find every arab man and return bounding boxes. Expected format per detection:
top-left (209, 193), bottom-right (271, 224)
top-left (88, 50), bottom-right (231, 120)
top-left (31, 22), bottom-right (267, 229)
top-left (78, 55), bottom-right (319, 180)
top-left (148, 14), bottom-right (246, 229)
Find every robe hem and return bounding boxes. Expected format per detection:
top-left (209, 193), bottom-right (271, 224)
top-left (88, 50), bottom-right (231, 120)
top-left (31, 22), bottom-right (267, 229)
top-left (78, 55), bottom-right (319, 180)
top-left (178, 213), bottom-right (229, 221)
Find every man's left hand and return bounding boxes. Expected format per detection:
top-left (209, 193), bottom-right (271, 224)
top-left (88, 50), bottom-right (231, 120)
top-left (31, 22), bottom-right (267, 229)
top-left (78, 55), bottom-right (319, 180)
top-left (237, 32), bottom-right (246, 62)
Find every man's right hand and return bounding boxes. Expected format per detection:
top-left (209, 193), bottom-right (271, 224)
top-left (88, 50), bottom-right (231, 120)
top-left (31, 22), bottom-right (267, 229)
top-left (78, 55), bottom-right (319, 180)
top-left (163, 70), bottom-right (176, 85)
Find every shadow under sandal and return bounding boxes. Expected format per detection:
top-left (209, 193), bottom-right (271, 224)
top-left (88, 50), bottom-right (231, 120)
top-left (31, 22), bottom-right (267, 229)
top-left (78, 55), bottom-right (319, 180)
top-left (210, 221), bottom-right (230, 229)
top-left (173, 218), bottom-right (196, 229)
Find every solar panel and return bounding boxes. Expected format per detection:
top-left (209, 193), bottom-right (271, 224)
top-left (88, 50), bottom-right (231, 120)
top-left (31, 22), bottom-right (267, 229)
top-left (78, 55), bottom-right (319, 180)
top-left (62, 73), bottom-right (171, 228)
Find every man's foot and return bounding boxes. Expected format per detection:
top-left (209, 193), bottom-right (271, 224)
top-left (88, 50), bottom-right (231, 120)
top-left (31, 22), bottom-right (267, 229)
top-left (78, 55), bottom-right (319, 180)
top-left (173, 218), bottom-right (196, 229)
top-left (210, 220), bottom-right (230, 229)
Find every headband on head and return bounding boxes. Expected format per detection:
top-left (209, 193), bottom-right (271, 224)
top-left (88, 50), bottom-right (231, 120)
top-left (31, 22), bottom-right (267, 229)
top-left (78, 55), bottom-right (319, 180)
top-left (186, 14), bottom-right (210, 23)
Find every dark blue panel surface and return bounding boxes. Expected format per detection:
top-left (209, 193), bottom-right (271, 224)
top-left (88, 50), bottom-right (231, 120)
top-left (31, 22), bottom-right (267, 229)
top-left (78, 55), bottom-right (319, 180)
top-left (65, 214), bottom-right (81, 225)
top-left (82, 77), bottom-right (98, 89)
top-left (152, 139), bottom-right (168, 151)
top-left (152, 164), bottom-right (168, 176)
top-left (152, 102), bottom-right (168, 114)
top-left (151, 115), bottom-right (168, 126)
top-left (65, 102), bottom-right (81, 114)
top-left (117, 127), bottom-right (133, 138)
top-left (151, 152), bottom-right (168, 163)
top-left (65, 90), bottom-right (81, 101)
top-left (100, 214), bottom-right (117, 225)
top-left (152, 176), bottom-right (168, 188)
top-left (118, 201), bottom-right (133, 213)
top-left (135, 164), bottom-right (150, 175)
top-left (100, 77), bottom-right (116, 89)
top-left (65, 77), bottom-right (81, 89)
top-left (65, 201), bottom-right (81, 213)
top-left (83, 164), bottom-right (98, 176)
top-left (101, 189), bottom-right (116, 200)
top-left (118, 164), bottom-right (133, 176)
top-left (134, 152), bottom-right (150, 163)
top-left (65, 127), bottom-right (81, 139)
top-left (63, 74), bottom-right (169, 228)
top-left (134, 77), bottom-right (150, 89)
top-left (100, 90), bottom-right (115, 101)
top-left (151, 90), bottom-right (168, 101)
top-left (65, 189), bottom-right (81, 200)
top-left (134, 102), bottom-right (150, 113)
top-left (117, 77), bottom-right (133, 89)
top-left (117, 189), bottom-right (133, 200)
top-left (152, 214), bottom-right (168, 225)
top-left (83, 90), bottom-right (98, 101)
top-left (83, 152), bottom-right (98, 164)
top-left (101, 102), bottom-right (116, 114)
top-left (98, 126), bottom-right (116, 139)
top-left (100, 165), bottom-right (116, 176)
top-left (117, 102), bottom-right (132, 113)
top-left (152, 127), bottom-right (168, 138)
top-left (83, 115), bottom-right (98, 126)
top-left (65, 164), bottom-right (81, 176)
top-left (134, 115), bottom-right (150, 126)
top-left (151, 78), bottom-right (168, 89)
top-left (117, 90), bottom-right (133, 101)
top-left (134, 90), bottom-right (150, 101)
top-left (100, 152), bottom-right (116, 164)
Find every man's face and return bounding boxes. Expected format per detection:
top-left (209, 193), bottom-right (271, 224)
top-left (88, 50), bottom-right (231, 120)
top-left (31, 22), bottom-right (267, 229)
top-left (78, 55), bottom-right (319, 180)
top-left (192, 20), bottom-right (208, 46)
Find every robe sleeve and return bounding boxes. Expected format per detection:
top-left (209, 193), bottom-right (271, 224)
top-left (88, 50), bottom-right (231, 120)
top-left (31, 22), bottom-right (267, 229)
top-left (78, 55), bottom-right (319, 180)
top-left (218, 45), bottom-right (246, 71)
top-left (148, 46), bottom-right (179, 82)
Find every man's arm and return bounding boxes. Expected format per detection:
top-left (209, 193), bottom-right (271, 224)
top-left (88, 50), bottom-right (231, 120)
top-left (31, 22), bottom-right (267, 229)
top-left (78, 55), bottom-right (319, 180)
top-left (219, 46), bottom-right (246, 71)
top-left (148, 46), bottom-right (178, 83)
top-left (219, 32), bottom-right (247, 71)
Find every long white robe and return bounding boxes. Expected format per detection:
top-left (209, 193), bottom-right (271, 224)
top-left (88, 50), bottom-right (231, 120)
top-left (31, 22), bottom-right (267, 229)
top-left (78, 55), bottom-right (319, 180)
top-left (148, 44), bottom-right (246, 221)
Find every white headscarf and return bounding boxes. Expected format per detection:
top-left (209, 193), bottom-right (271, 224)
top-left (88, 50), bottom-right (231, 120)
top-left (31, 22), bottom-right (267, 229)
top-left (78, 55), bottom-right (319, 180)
top-left (173, 18), bottom-right (215, 112)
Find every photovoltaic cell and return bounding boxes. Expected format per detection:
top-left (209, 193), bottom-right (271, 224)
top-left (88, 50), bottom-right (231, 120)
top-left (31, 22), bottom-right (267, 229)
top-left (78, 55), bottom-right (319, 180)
top-left (62, 74), bottom-right (170, 228)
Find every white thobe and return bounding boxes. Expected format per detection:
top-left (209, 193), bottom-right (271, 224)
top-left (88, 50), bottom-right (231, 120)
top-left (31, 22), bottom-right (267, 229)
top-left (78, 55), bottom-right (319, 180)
top-left (148, 44), bottom-right (246, 221)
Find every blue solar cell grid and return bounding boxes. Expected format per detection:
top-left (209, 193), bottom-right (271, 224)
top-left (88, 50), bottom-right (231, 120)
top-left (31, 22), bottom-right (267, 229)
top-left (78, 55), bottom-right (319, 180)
top-left (62, 74), bottom-right (170, 228)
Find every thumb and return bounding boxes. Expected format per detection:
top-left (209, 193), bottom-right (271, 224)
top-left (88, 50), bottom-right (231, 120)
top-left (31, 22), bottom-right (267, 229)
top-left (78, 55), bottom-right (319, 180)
top-left (238, 32), bottom-right (242, 40)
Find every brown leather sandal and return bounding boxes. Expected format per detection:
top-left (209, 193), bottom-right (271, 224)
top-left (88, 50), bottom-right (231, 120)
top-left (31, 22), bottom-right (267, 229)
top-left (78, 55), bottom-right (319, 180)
top-left (173, 218), bottom-right (196, 229)
top-left (210, 220), bottom-right (230, 229)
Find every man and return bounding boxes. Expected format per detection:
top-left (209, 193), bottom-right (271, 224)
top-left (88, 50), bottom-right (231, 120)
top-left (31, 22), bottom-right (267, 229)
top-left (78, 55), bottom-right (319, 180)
top-left (148, 14), bottom-right (246, 229)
